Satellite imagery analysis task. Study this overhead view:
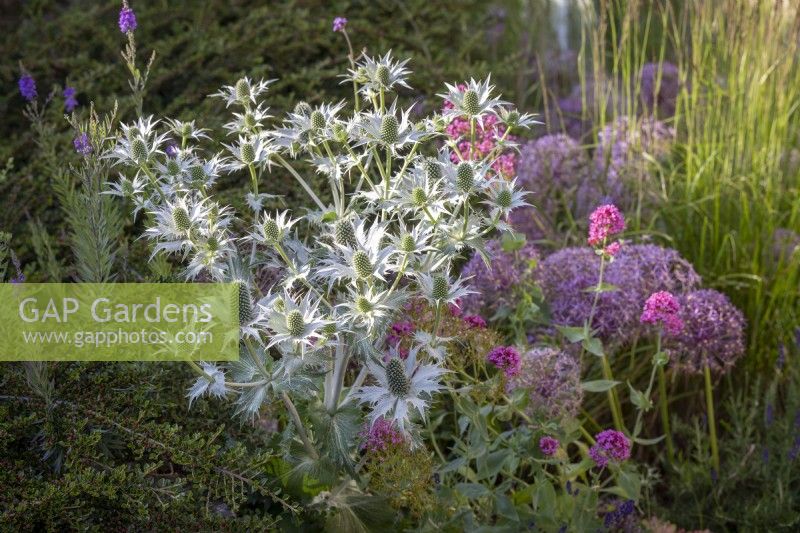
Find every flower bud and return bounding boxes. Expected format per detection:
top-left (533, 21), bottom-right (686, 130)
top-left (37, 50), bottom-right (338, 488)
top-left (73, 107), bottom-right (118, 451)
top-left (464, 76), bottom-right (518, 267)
top-left (352, 250), bottom-right (373, 279)
top-left (411, 187), bottom-right (428, 207)
top-left (376, 65), bottom-right (391, 87)
top-left (495, 188), bottom-right (513, 209)
top-left (335, 219), bottom-right (357, 248)
top-left (235, 78), bottom-right (250, 103)
top-left (310, 110), bottom-right (325, 130)
top-left (240, 143), bottom-right (256, 164)
top-left (172, 206), bottom-right (192, 233)
top-left (131, 138), bottom-right (148, 163)
top-left (431, 276), bottom-right (449, 301)
top-left (263, 217), bottom-right (281, 243)
top-left (456, 162), bottom-right (474, 192)
top-left (294, 101), bottom-right (312, 116)
top-left (400, 234), bottom-right (416, 253)
top-left (425, 158), bottom-right (442, 181)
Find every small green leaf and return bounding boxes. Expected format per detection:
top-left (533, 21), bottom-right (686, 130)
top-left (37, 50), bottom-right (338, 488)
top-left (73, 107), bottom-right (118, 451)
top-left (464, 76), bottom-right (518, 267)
top-left (633, 435), bottom-right (666, 446)
top-left (583, 282), bottom-right (619, 293)
top-left (558, 325), bottom-right (587, 343)
top-left (653, 351), bottom-right (669, 367)
top-left (627, 382), bottom-right (652, 411)
top-left (501, 231), bottom-right (527, 252)
top-left (582, 336), bottom-right (605, 356)
top-left (456, 482), bottom-right (490, 499)
top-left (581, 379), bottom-right (620, 393)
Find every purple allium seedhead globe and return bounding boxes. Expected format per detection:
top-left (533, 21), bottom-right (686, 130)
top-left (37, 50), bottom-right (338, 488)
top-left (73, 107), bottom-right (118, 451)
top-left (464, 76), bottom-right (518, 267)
top-left (506, 347), bottom-right (583, 421)
top-left (587, 203), bottom-right (625, 247)
top-left (538, 244), bottom-right (701, 344)
top-left (73, 133), bottom-right (93, 156)
top-left (667, 289), bottom-right (746, 375)
top-left (119, 5), bottom-right (137, 33)
top-left (640, 61), bottom-right (681, 118)
top-left (487, 345), bottom-right (521, 377)
top-left (18, 74), bottom-right (37, 102)
top-left (63, 86), bottom-right (78, 112)
top-left (332, 17), bottom-right (348, 33)
top-left (640, 290), bottom-right (683, 336)
top-left (460, 238), bottom-right (539, 317)
top-left (512, 134), bottom-right (591, 240)
top-left (539, 436), bottom-right (560, 457)
top-left (589, 429), bottom-right (631, 468)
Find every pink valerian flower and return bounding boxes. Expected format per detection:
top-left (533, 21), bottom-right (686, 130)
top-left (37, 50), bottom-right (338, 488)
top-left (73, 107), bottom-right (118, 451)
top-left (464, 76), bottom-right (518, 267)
top-left (442, 89), bottom-right (517, 179)
top-left (539, 436), bottom-right (560, 456)
top-left (640, 291), bottom-right (683, 335)
top-left (386, 320), bottom-right (415, 347)
top-left (360, 418), bottom-right (406, 454)
top-left (603, 241), bottom-right (622, 257)
top-left (332, 17), bottom-right (348, 32)
top-left (587, 204), bottom-right (625, 247)
top-left (487, 345), bottom-right (521, 377)
top-left (589, 429), bottom-right (631, 468)
top-left (463, 315), bottom-right (487, 329)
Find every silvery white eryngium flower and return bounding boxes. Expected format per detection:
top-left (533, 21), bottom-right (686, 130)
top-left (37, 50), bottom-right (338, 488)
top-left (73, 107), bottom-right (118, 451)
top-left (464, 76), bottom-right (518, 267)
top-left (187, 362), bottom-right (227, 406)
top-left (223, 103), bottom-right (272, 135)
top-left (145, 196), bottom-right (214, 256)
top-left (442, 159), bottom-right (492, 200)
top-left (346, 51), bottom-right (411, 98)
top-left (316, 219), bottom-right (397, 287)
top-left (165, 118), bottom-right (210, 142)
top-left (272, 102), bottom-right (346, 154)
top-left (184, 228), bottom-right (234, 280)
top-left (222, 133), bottom-right (274, 170)
top-left (355, 347), bottom-right (447, 433)
top-left (250, 210), bottom-right (299, 246)
top-left (338, 285), bottom-right (406, 333)
top-left (394, 162), bottom-right (449, 220)
top-left (261, 290), bottom-right (330, 352)
top-left (211, 77), bottom-right (275, 108)
top-left (483, 178), bottom-right (529, 220)
top-left (107, 116), bottom-right (168, 167)
top-left (352, 102), bottom-right (424, 153)
top-left (187, 153), bottom-right (226, 189)
top-left (416, 271), bottom-right (473, 308)
top-left (389, 220), bottom-right (435, 266)
top-left (497, 106), bottom-right (541, 131)
top-left (439, 76), bottom-right (506, 120)
top-left (103, 173), bottom-right (149, 216)
top-left (155, 149), bottom-right (197, 182)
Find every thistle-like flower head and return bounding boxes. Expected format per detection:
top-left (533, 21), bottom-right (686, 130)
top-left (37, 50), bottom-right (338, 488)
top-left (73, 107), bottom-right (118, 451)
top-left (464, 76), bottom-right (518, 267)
top-left (346, 52), bottom-right (412, 98)
top-left (439, 77), bottom-right (506, 120)
top-left (211, 77), bottom-right (275, 108)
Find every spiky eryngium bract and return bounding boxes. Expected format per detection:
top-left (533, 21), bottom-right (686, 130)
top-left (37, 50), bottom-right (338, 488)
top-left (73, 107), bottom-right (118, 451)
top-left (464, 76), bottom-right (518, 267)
top-left (104, 50), bottom-right (532, 478)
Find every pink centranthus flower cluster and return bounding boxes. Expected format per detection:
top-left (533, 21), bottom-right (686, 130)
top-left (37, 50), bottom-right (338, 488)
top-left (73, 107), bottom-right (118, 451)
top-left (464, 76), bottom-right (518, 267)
top-left (487, 345), bottom-right (521, 377)
top-left (443, 88), bottom-right (517, 179)
top-left (539, 436), bottom-right (560, 457)
top-left (640, 291), bottom-right (683, 335)
top-left (589, 429), bottom-right (631, 468)
top-left (463, 315), bottom-right (487, 329)
top-left (587, 204), bottom-right (626, 247)
top-left (360, 418), bottom-right (406, 454)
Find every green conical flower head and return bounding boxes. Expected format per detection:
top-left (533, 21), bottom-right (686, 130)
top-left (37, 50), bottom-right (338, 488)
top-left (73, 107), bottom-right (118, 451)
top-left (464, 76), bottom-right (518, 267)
top-left (463, 89), bottom-right (480, 115)
top-left (274, 298), bottom-right (285, 312)
top-left (376, 65), bottom-right (391, 87)
top-left (380, 115), bottom-right (399, 144)
top-left (233, 281), bottom-right (253, 326)
top-left (243, 113), bottom-right (256, 130)
top-left (456, 162), bottom-right (474, 192)
top-left (240, 143), bottom-right (256, 164)
top-left (400, 234), bottom-right (416, 253)
top-left (166, 159), bottom-right (181, 176)
top-left (206, 234), bottom-right (220, 252)
top-left (121, 179), bottom-right (135, 196)
top-left (425, 158), bottom-right (442, 181)
top-left (190, 165), bottom-right (206, 183)
top-left (352, 250), bottom-right (373, 279)
top-left (310, 110), bottom-right (325, 130)
top-left (355, 296), bottom-right (373, 314)
top-left (411, 187), bottom-right (427, 207)
top-left (294, 101), bottom-right (312, 116)
top-left (131, 138), bottom-right (148, 163)
top-left (322, 322), bottom-right (337, 337)
top-left (386, 358), bottom-right (410, 397)
top-left (496, 188), bottom-right (512, 208)
top-left (180, 123), bottom-right (193, 137)
top-left (263, 218), bottom-right (281, 243)
top-left (286, 309), bottom-right (305, 337)
top-left (431, 276), bottom-right (449, 301)
top-left (235, 78), bottom-right (250, 102)
top-left (335, 219), bottom-right (357, 248)
top-left (172, 206), bottom-right (191, 233)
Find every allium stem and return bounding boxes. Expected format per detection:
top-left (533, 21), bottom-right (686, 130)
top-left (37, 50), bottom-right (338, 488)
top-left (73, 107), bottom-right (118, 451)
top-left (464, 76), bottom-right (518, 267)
top-left (704, 364), bottom-right (720, 472)
top-left (601, 355), bottom-right (624, 431)
top-left (657, 356), bottom-right (675, 463)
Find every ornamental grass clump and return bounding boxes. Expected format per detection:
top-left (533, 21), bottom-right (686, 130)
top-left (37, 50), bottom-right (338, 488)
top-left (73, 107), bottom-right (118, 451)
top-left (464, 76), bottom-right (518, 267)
top-left (104, 35), bottom-right (537, 487)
